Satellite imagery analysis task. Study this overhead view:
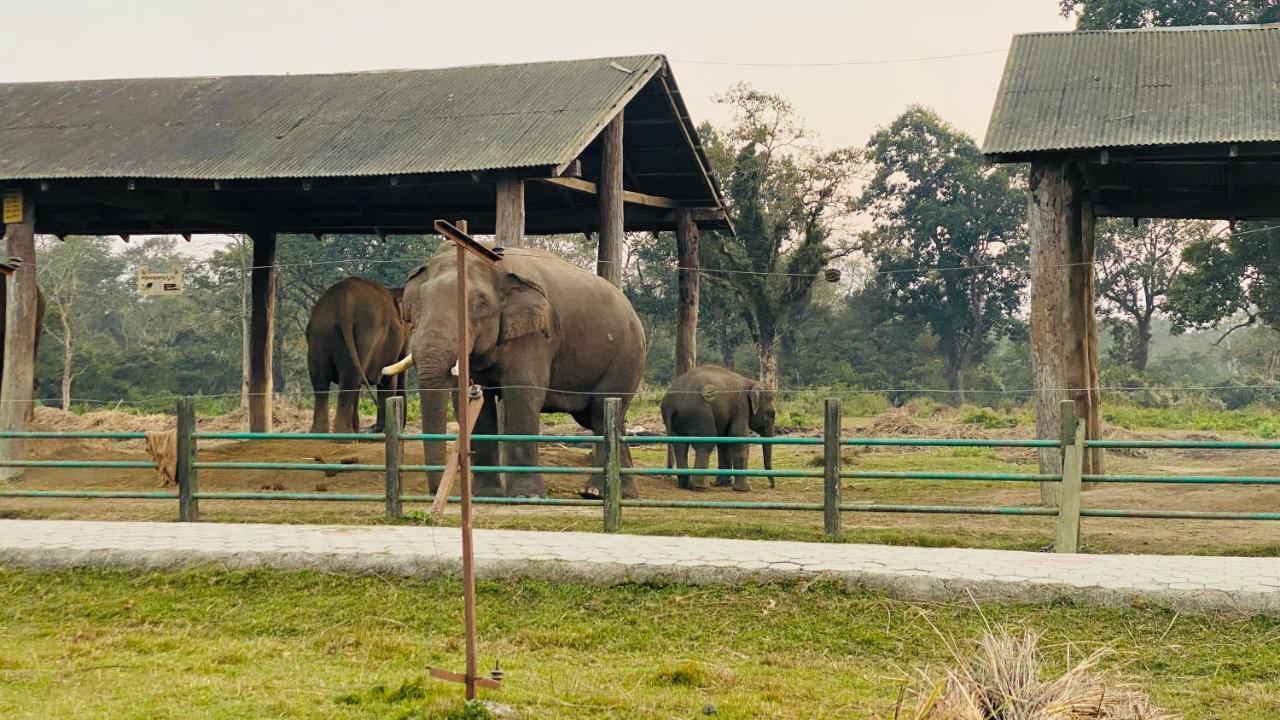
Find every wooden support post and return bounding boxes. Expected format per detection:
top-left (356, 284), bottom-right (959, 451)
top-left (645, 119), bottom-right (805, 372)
top-left (1028, 163), bottom-right (1103, 504)
top-left (823, 398), bottom-right (842, 539)
top-left (597, 112), bottom-right (624, 287)
top-left (675, 208), bottom-right (700, 378)
top-left (247, 230), bottom-right (276, 432)
top-left (1080, 202), bottom-right (1104, 482)
top-left (384, 396), bottom-right (403, 520)
top-left (602, 397), bottom-right (622, 533)
top-left (0, 188), bottom-right (37, 482)
top-left (176, 397), bottom-right (198, 522)
top-left (1055, 400), bottom-right (1084, 553)
top-left (494, 174), bottom-right (525, 248)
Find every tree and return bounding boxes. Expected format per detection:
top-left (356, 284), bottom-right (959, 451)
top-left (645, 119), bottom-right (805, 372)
top-left (1060, 0), bottom-right (1280, 28)
top-left (859, 106), bottom-right (1028, 403)
top-left (699, 84), bottom-right (864, 389)
top-left (37, 236), bottom-right (127, 408)
top-left (1094, 219), bottom-right (1208, 371)
top-left (1165, 223), bottom-right (1280, 341)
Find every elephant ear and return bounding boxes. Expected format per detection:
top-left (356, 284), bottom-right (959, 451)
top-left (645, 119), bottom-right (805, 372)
top-left (498, 272), bottom-right (551, 343)
top-left (748, 384), bottom-right (763, 418)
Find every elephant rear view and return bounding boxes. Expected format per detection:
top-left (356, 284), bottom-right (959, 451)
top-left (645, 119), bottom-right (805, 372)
top-left (661, 365), bottom-right (776, 491)
top-left (306, 277), bottom-right (408, 434)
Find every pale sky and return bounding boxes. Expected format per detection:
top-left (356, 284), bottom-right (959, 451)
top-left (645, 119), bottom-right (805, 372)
top-left (5, 1), bottom-right (1072, 150)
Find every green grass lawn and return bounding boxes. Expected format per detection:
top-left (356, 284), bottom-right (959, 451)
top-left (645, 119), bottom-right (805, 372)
top-left (0, 568), bottom-right (1277, 718)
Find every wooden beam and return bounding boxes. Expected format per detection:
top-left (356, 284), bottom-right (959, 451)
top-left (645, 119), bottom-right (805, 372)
top-left (675, 208), bottom-right (699, 378)
top-left (0, 189), bottom-right (38, 481)
top-left (597, 113), bottom-right (624, 287)
top-left (45, 187), bottom-right (253, 229)
top-left (248, 231), bottom-right (276, 432)
top-left (538, 177), bottom-right (679, 209)
top-left (494, 174), bottom-right (525, 247)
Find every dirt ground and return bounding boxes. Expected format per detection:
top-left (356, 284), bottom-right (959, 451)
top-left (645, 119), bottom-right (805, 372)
top-left (2, 406), bottom-right (1278, 556)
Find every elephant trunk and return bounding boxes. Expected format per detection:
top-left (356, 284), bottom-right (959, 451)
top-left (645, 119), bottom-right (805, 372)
top-left (416, 347), bottom-right (458, 495)
top-left (760, 426), bottom-right (776, 489)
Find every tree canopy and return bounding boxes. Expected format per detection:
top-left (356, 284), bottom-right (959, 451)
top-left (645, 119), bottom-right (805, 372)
top-left (1059, 0), bottom-right (1280, 28)
top-left (698, 84), bottom-right (864, 389)
top-left (858, 106), bottom-right (1027, 402)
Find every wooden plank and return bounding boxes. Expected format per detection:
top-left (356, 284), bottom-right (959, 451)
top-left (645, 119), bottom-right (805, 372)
top-left (384, 397), bottom-right (403, 520)
top-left (597, 113), bottom-right (624, 287)
top-left (429, 667), bottom-right (501, 690)
top-left (494, 174), bottom-right (525, 247)
top-left (176, 397), bottom-right (198, 522)
top-left (823, 398), bottom-right (842, 539)
top-left (431, 391), bottom-right (483, 521)
top-left (1080, 202), bottom-right (1103, 481)
top-left (248, 231), bottom-right (276, 432)
top-left (602, 398), bottom-right (622, 533)
top-left (539, 176), bottom-right (679, 209)
top-left (1055, 400), bottom-right (1083, 553)
top-left (0, 189), bottom-right (38, 482)
top-left (675, 208), bottom-right (699, 378)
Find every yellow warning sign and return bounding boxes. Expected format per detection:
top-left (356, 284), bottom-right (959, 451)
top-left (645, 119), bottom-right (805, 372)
top-left (2, 189), bottom-right (22, 224)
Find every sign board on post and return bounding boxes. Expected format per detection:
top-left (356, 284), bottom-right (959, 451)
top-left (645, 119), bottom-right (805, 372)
top-left (2, 189), bottom-right (23, 224)
top-left (138, 269), bottom-right (184, 297)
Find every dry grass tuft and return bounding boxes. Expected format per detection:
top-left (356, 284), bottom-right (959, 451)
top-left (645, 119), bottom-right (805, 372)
top-left (885, 629), bottom-right (1175, 720)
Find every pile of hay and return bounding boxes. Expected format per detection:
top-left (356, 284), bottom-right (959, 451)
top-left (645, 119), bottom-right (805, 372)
top-left (885, 629), bottom-right (1174, 720)
top-left (866, 408), bottom-right (996, 441)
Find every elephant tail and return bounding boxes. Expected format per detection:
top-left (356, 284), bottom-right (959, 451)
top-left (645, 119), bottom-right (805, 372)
top-left (340, 324), bottom-right (375, 395)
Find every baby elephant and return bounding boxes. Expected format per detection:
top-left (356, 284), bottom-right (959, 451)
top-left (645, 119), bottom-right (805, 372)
top-left (661, 365), bottom-right (776, 492)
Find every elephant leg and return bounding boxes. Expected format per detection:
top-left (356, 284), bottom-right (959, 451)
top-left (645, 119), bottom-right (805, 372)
top-left (372, 378), bottom-right (389, 434)
top-left (690, 443), bottom-right (714, 490)
top-left (714, 443), bottom-right (733, 487)
top-left (334, 378), bottom-right (360, 435)
top-left (502, 383), bottom-right (548, 498)
top-left (471, 390), bottom-right (503, 497)
top-left (309, 383), bottom-right (330, 434)
top-left (672, 443), bottom-right (691, 489)
top-left (307, 355), bottom-right (331, 433)
top-left (731, 443), bottom-right (752, 492)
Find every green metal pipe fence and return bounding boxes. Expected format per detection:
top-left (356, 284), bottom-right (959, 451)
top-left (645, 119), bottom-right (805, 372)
top-left (2, 397), bottom-right (1279, 551)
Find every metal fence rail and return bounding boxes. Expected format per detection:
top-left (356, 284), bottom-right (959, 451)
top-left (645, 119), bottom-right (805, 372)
top-left (2, 397), bottom-right (1278, 552)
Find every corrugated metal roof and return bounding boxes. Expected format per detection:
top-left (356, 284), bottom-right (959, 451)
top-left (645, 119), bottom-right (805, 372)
top-left (0, 55), bottom-right (664, 179)
top-left (982, 26), bottom-right (1280, 156)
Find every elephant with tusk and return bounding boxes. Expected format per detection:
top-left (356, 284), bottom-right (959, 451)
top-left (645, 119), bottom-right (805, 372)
top-left (385, 245), bottom-right (645, 498)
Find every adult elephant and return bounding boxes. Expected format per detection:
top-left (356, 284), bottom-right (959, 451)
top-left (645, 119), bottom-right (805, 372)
top-left (384, 245), bottom-right (645, 498)
top-left (306, 277), bottom-right (408, 434)
top-left (661, 365), bottom-right (776, 492)
top-left (0, 277), bottom-right (44, 397)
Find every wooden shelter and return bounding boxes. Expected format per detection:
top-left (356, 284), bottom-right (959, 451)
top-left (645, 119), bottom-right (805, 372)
top-left (983, 25), bottom-right (1280, 500)
top-left (0, 54), bottom-right (727, 436)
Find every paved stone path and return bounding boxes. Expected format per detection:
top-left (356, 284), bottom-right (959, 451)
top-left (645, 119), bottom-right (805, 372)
top-left (1, 519), bottom-right (1277, 616)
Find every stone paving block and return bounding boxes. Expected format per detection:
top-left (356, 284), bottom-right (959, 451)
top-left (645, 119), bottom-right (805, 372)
top-left (0, 520), bottom-right (1278, 617)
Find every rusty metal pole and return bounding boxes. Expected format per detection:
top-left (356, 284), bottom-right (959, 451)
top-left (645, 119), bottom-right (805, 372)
top-left (452, 219), bottom-right (479, 701)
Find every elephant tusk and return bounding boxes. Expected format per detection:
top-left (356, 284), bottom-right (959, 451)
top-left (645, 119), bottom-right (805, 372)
top-left (382, 354), bottom-right (414, 376)
top-left (450, 361), bottom-right (459, 377)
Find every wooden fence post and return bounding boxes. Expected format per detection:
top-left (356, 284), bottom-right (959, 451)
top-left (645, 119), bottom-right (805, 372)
top-left (823, 398), bottom-right (842, 539)
top-left (1055, 399), bottom-right (1083, 553)
top-left (176, 397), bottom-right (198, 522)
top-left (384, 396), bottom-right (403, 521)
top-left (602, 397), bottom-right (622, 533)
